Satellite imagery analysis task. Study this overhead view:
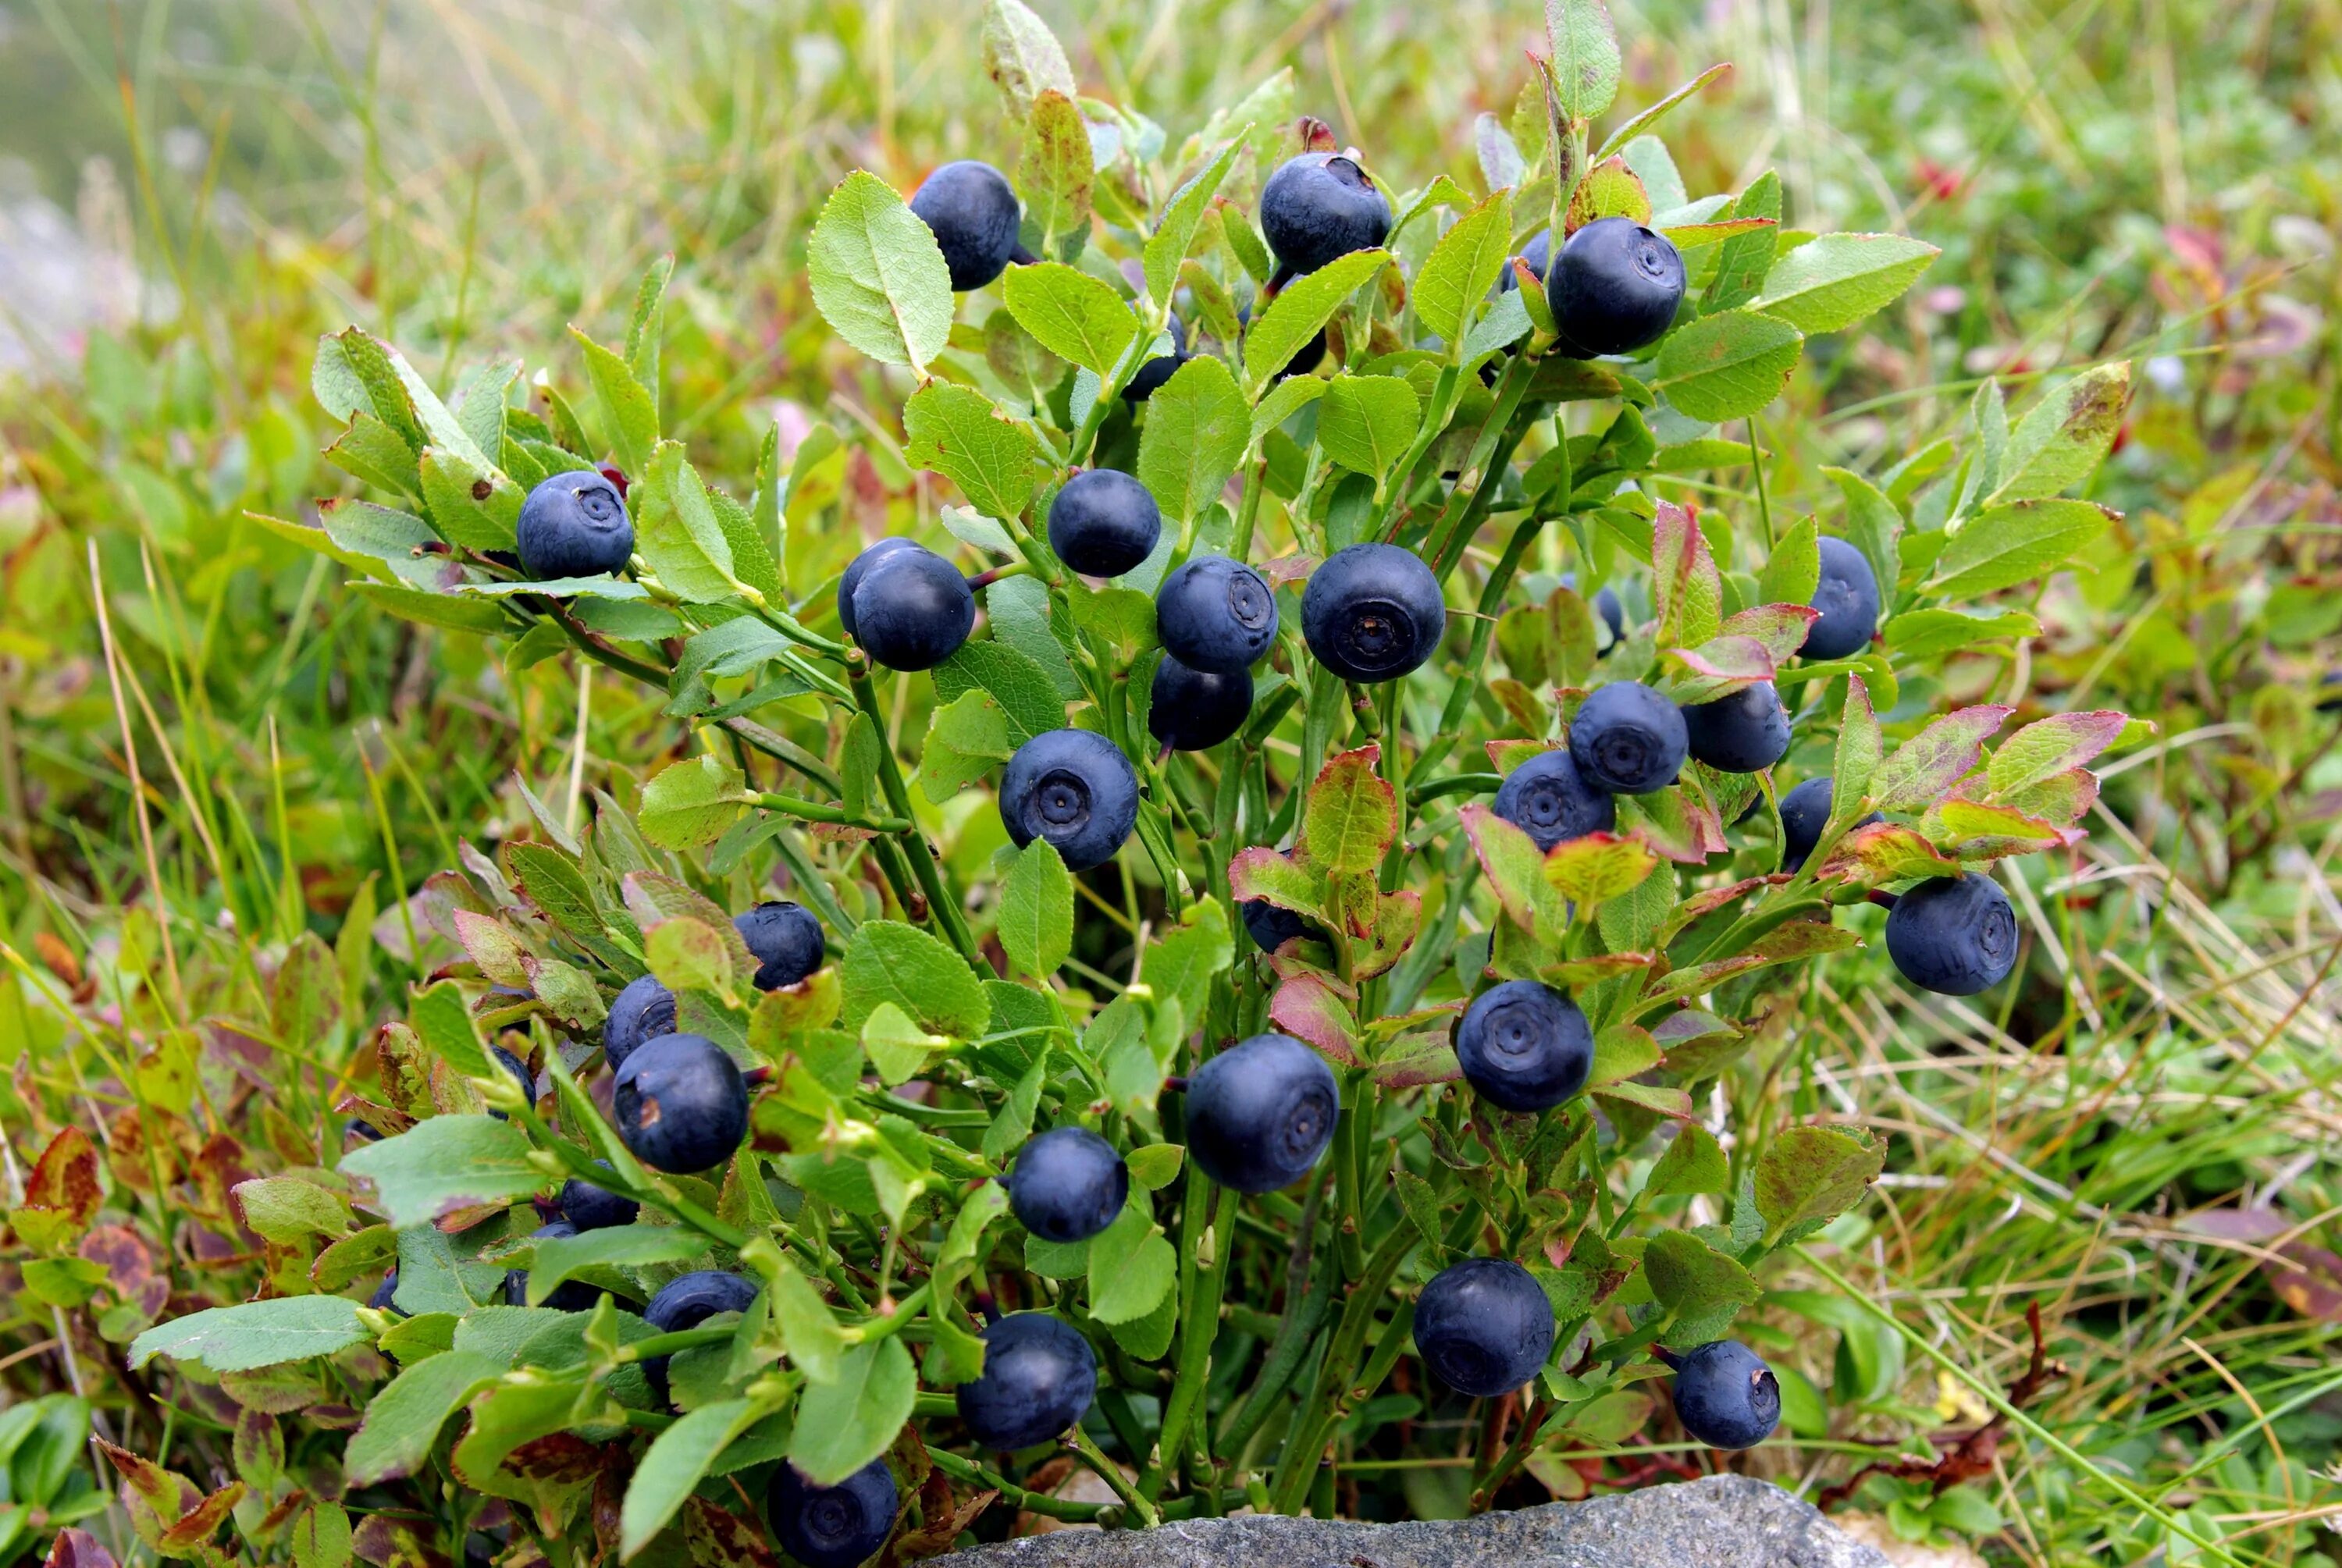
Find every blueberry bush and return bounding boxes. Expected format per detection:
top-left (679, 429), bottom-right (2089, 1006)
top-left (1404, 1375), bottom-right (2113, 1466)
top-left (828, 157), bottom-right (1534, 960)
top-left (12, 0), bottom-right (2219, 1560)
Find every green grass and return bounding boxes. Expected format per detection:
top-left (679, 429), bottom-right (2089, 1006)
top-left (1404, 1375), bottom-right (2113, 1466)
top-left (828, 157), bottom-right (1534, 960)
top-left (2, 0), bottom-right (2340, 1562)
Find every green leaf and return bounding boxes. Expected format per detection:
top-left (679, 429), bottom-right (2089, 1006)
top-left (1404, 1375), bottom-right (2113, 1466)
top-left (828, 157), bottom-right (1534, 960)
top-left (917, 688), bottom-right (1016, 804)
top-left (1017, 91), bottom-right (1092, 256)
top-left (1824, 467), bottom-right (1903, 610)
top-left (351, 584), bottom-right (511, 635)
top-left (409, 980), bottom-right (494, 1079)
top-left (903, 382), bottom-right (1042, 522)
top-left (1139, 897), bottom-right (1233, 1026)
top-left (1002, 262), bottom-right (1141, 377)
top-left (1126, 1143), bottom-right (1183, 1192)
top-left (1137, 356), bottom-right (1251, 526)
top-left (1888, 607), bottom-right (2040, 659)
top-left (1754, 1125), bottom-right (1885, 1242)
top-left (1831, 675), bottom-right (1881, 814)
top-left (787, 1338), bottom-right (917, 1485)
top-left (418, 449), bottom-right (522, 553)
top-left (982, 1052), bottom-right (1052, 1164)
top-left (998, 840), bottom-right (1074, 978)
top-left (1985, 362), bottom-right (2131, 506)
top-left (621, 1399), bottom-right (765, 1559)
top-left (636, 442), bottom-right (740, 604)
top-left (568, 330), bottom-right (658, 476)
top-left (1747, 233), bottom-right (1938, 334)
top-left (707, 486), bottom-right (784, 606)
top-left (1315, 375), bottom-right (1423, 489)
top-left (343, 1350), bottom-right (503, 1484)
top-left (528, 1225), bottom-right (710, 1307)
top-left (130, 1296), bottom-right (368, 1373)
top-left (767, 1253), bottom-right (849, 1384)
top-left (1413, 191), bottom-right (1514, 346)
top-left (339, 1115), bottom-right (547, 1228)
top-left (1701, 172), bottom-right (1780, 313)
top-left (1593, 63), bottom-right (1734, 162)
top-left (1927, 500), bottom-right (2116, 597)
top-left (863, 1002), bottom-right (951, 1085)
top-left (625, 256), bottom-right (673, 411)
top-left (1243, 249), bottom-right (1391, 398)
top-left (1087, 1204), bottom-right (1176, 1325)
top-left (1652, 309), bottom-right (1803, 423)
top-left (840, 920), bottom-right (988, 1039)
top-left (646, 916), bottom-right (733, 996)
top-left (1755, 515), bottom-right (1820, 606)
top-left (1462, 287), bottom-right (1536, 363)
top-left (1069, 587), bottom-right (1158, 666)
top-left (807, 171), bottom-right (956, 372)
top-left (1301, 745), bottom-right (1398, 876)
top-left (1644, 1123), bottom-right (1729, 1196)
top-left (637, 754), bottom-right (749, 850)
top-left (1643, 1230), bottom-right (1759, 1342)
top-left (1144, 136), bottom-right (1246, 310)
top-left (1251, 373), bottom-right (1328, 443)
top-left (980, 0), bottom-right (1076, 118)
top-left (290, 1503), bottom-right (352, 1568)
top-left (1546, 0), bottom-right (1622, 119)
top-left (933, 641), bottom-right (1066, 744)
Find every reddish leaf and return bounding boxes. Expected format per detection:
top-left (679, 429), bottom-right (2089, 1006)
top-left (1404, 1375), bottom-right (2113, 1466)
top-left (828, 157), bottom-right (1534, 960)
top-left (1870, 705), bottom-right (2013, 812)
top-left (95, 1442), bottom-right (204, 1552)
top-left (1268, 972), bottom-right (1362, 1067)
top-left (1620, 787), bottom-right (1724, 866)
top-left (1649, 919), bottom-right (1859, 1001)
top-left (1460, 804), bottom-right (1557, 933)
top-left (1300, 745), bottom-right (1396, 876)
top-left (1592, 1079), bottom-right (1695, 1119)
top-left (26, 1126), bottom-right (101, 1225)
top-left (452, 910), bottom-right (532, 988)
top-left (1354, 889), bottom-right (1422, 980)
top-left (1987, 709), bottom-right (2130, 796)
top-left (1652, 501), bottom-right (1721, 649)
top-left (1925, 798), bottom-right (2074, 859)
top-left (1814, 821), bottom-right (1960, 886)
top-left (1665, 634), bottom-right (1774, 703)
top-left (685, 1495), bottom-right (776, 1568)
top-left (1997, 766), bottom-right (2100, 829)
top-left (352, 1513), bottom-right (454, 1568)
top-left (45, 1529), bottom-right (118, 1568)
top-left (2262, 1243), bottom-right (2342, 1321)
top-left (1227, 847), bottom-right (1326, 919)
top-left (1538, 952), bottom-right (1655, 987)
top-left (1719, 602), bottom-right (1821, 664)
top-left (1543, 831), bottom-right (1658, 906)
top-left (1485, 738), bottom-right (1554, 775)
top-left (1372, 1029), bottom-right (1462, 1090)
top-left (1660, 876), bottom-right (1778, 940)
top-left (158, 1482), bottom-right (247, 1553)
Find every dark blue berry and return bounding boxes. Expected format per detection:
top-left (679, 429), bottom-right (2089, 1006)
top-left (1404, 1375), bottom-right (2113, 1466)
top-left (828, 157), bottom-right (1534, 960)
top-left (1569, 682), bottom-right (1688, 795)
top-left (1561, 572), bottom-right (1625, 644)
top-left (1413, 1257), bottom-right (1556, 1398)
top-left (1671, 1340), bottom-right (1781, 1450)
top-left (909, 161), bottom-right (1021, 292)
top-left (642, 1270), bottom-right (760, 1406)
top-left (998, 729), bottom-right (1140, 873)
top-left (1186, 1033), bottom-right (1338, 1194)
top-left (613, 1033), bottom-right (748, 1174)
top-left (1497, 229), bottom-right (1553, 293)
top-left (1455, 980), bottom-right (1593, 1113)
top-left (1240, 897), bottom-right (1318, 954)
top-left (1006, 1127), bottom-right (1129, 1245)
top-left (1803, 537), bottom-right (1881, 660)
top-left (734, 900), bottom-right (825, 990)
top-left (956, 1312), bottom-right (1097, 1451)
top-left (768, 1458), bottom-right (897, 1568)
top-left (1123, 314), bottom-right (1187, 404)
top-left (1155, 555), bottom-right (1279, 675)
top-left (489, 1046), bottom-right (534, 1121)
top-left (557, 1164), bottom-right (639, 1232)
top-left (1148, 656), bottom-right (1253, 752)
top-left (1301, 543), bottom-right (1445, 684)
top-left (1885, 874), bottom-right (2020, 996)
top-left (603, 974), bottom-right (677, 1072)
top-left (516, 470), bottom-right (633, 580)
top-left (1260, 153), bottom-right (1391, 280)
top-left (1775, 779), bottom-right (1880, 874)
top-left (836, 537), bottom-right (918, 639)
top-left (1546, 217), bottom-right (1685, 357)
top-left (368, 1270), bottom-right (404, 1317)
top-left (1682, 681), bottom-right (1791, 773)
top-left (849, 544), bottom-right (975, 671)
top-left (507, 1221), bottom-right (606, 1312)
top-left (1492, 749), bottom-right (1615, 852)
top-left (1048, 470), bottom-right (1162, 578)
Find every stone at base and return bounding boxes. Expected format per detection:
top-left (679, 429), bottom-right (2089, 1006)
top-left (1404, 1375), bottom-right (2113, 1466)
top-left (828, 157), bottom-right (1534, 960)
top-left (931, 1474), bottom-right (1888, 1568)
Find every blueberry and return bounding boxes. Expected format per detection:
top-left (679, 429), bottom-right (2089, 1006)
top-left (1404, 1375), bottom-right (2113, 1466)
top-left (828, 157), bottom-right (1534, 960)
top-left (956, 1312), bottom-right (1098, 1450)
top-left (1455, 980), bottom-right (1593, 1113)
top-left (1497, 229), bottom-right (1553, 292)
top-left (1123, 313), bottom-right (1187, 404)
top-left (1048, 470), bottom-right (1162, 579)
top-left (1260, 152), bottom-right (1392, 280)
top-left (1006, 1126), bottom-right (1130, 1245)
top-left (1148, 656), bottom-right (1254, 752)
top-left (1775, 779), bottom-right (1882, 874)
top-left (489, 1046), bottom-right (535, 1121)
top-left (998, 729), bottom-right (1139, 873)
top-left (1568, 682), bottom-right (1689, 795)
top-left (557, 1164), bottom-right (639, 1232)
top-left (613, 1033), bottom-right (749, 1174)
top-left (849, 544), bottom-right (975, 671)
top-left (1301, 543), bottom-right (1446, 684)
top-left (603, 974), bottom-right (678, 1072)
top-left (368, 1269), bottom-right (404, 1317)
top-left (1155, 555), bottom-right (1279, 675)
top-left (767, 1457), bottom-right (897, 1568)
top-left (1561, 572), bottom-right (1625, 644)
top-left (1240, 898), bottom-right (1318, 954)
top-left (835, 537), bottom-right (919, 639)
top-left (1492, 749), bottom-right (1615, 853)
top-left (507, 1221), bottom-right (608, 1313)
top-left (1412, 1257), bottom-right (1556, 1398)
top-left (1803, 537), bottom-right (1881, 660)
top-left (1186, 1033), bottom-right (1338, 1193)
top-left (1546, 217), bottom-right (1686, 357)
top-left (909, 161), bottom-right (1022, 292)
top-left (1682, 681), bottom-right (1791, 773)
top-left (1885, 873), bottom-right (2020, 996)
top-left (642, 1270), bottom-right (760, 1406)
top-left (516, 470), bottom-right (634, 580)
top-left (734, 900), bottom-right (825, 990)
top-left (1671, 1340), bottom-right (1781, 1450)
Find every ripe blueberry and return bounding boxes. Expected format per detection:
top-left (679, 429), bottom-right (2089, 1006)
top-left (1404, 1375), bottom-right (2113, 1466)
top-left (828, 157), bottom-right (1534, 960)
top-left (507, 1221), bottom-right (607, 1312)
top-left (1301, 543), bottom-right (1446, 684)
top-left (768, 1457), bottom-right (897, 1568)
top-left (603, 974), bottom-right (677, 1072)
top-left (735, 900), bottom-right (825, 990)
top-left (1492, 749), bottom-right (1615, 853)
top-left (1186, 1033), bottom-right (1338, 1193)
top-left (1455, 980), bottom-right (1593, 1113)
top-left (1240, 898), bottom-right (1318, 954)
top-left (1803, 537), bottom-right (1881, 660)
top-left (1885, 873), bottom-right (2020, 996)
top-left (835, 537), bottom-right (919, 639)
top-left (1569, 681), bottom-right (1689, 795)
top-left (1413, 1257), bottom-right (1556, 1398)
top-left (1497, 229), bottom-right (1554, 292)
top-left (1671, 1340), bottom-right (1781, 1450)
top-left (1682, 681), bottom-right (1791, 773)
top-left (489, 1046), bottom-right (535, 1120)
top-left (1156, 554), bottom-right (1279, 674)
top-left (642, 1270), bottom-right (760, 1406)
top-left (1006, 1126), bottom-right (1130, 1245)
top-left (1048, 469), bottom-right (1162, 578)
top-left (1148, 656), bottom-right (1253, 752)
top-left (558, 1164), bottom-right (640, 1232)
top-left (368, 1269), bottom-right (404, 1316)
top-left (1260, 152), bottom-right (1392, 279)
top-left (613, 1033), bottom-right (749, 1174)
top-left (998, 729), bottom-right (1140, 873)
top-left (516, 470), bottom-right (634, 580)
top-left (1776, 777), bottom-right (1883, 874)
top-left (956, 1312), bottom-right (1098, 1451)
top-left (1561, 572), bottom-right (1625, 645)
top-left (1546, 217), bottom-right (1686, 357)
top-left (909, 161), bottom-right (1021, 292)
top-left (848, 544), bottom-right (975, 671)
top-left (1123, 313), bottom-right (1187, 404)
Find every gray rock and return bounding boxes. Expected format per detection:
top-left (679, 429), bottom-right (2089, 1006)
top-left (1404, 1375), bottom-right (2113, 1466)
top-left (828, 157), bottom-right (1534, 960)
top-left (933, 1474), bottom-right (1888, 1568)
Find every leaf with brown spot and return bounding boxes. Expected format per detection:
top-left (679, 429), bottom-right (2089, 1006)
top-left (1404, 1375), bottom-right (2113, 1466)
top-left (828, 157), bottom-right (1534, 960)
top-left (45, 1528), bottom-right (119, 1568)
top-left (11, 1126), bottom-right (101, 1253)
top-left (683, 1496), bottom-right (776, 1568)
top-left (2264, 1243), bottom-right (2342, 1322)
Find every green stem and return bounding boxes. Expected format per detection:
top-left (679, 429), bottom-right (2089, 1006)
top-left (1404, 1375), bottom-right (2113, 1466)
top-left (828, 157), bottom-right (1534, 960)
top-left (847, 659), bottom-right (984, 969)
top-left (1268, 1221), bottom-right (1416, 1512)
top-left (1229, 457), bottom-right (1269, 560)
top-left (1409, 772), bottom-right (1502, 805)
top-left (924, 1448), bottom-right (1116, 1524)
top-left (1070, 1424), bottom-right (1159, 1527)
top-left (753, 792), bottom-right (911, 834)
top-left (1152, 1186), bottom-right (1239, 1487)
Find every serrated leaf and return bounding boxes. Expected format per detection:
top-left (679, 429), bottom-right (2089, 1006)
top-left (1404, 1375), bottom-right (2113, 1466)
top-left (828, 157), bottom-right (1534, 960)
top-left (568, 330), bottom-right (657, 476)
top-left (1823, 467), bottom-right (1903, 609)
top-left (787, 1338), bottom-right (916, 1486)
top-left (1414, 191), bottom-right (1514, 345)
top-left (1756, 515), bottom-right (1820, 606)
top-left (1755, 1125), bottom-right (1884, 1241)
top-left (1748, 233), bottom-right (1938, 334)
top-left (343, 1351), bottom-right (504, 1484)
top-left (1475, 114), bottom-right (1525, 192)
top-left (808, 171), bottom-right (956, 371)
top-left (1087, 1203), bottom-right (1176, 1324)
top-left (1651, 500), bottom-right (1721, 648)
top-left (917, 688), bottom-right (1015, 803)
top-left (1928, 500), bottom-right (2115, 596)
top-left (635, 443), bottom-right (739, 603)
top-left (933, 639), bottom-right (1066, 743)
top-left (1563, 156), bottom-right (1650, 235)
top-left (1593, 63), bottom-right (1733, 162)
top-left (1251, 375), bottom-right (1328, 443)
top-left (839, 920), bottom-right (987, 1039)
top-left (1543, 832), bottom-right (1657, 907)
top-left (1645, 1123), bottom-right (1728, 1196)
top-left (1137, 354), bottom-right (1250, 525)
top-left (1813, 820), bottom-right (1958, 885)
top-left (1002, 262), bottom-right (1141, 377)
top-left (1987, 710), bottom-right (2127, 796)
top-left (1546, 0), bottom-right (1621, 119)
top-left (620, 1399), bottom-right (767, 1559)
top-left (1653, 309), bottom-right (1803, 422)
top-left (1267, 972), bottom-right (1362, 1068)
top-left (981, 0), bottom-right (1076, 118)
top-left (903, 382), bottom-right (1042, 521)
top-left (998, 839), bottom-right (1073, 978)
top-left (1702, 172), bottom-right (1780, 312)
top-left (1987, 362), bottom-right (2130, 505)
top-left (1870, 705), bottom-right (2013, 812)
top-left (1017, 91), bottom-right (1092, 255)
top-left (1886, 608), bottom-right (2040, 660)
top-left (339, 1115), bottom-right (546, 1227)
top-left (130, 1296), bottom-right (368, 1373)
top-left (1145, 136), bottom-right (1245, 309)
top-left (1244, 249), bottom-right (1391, 397)
top-left (1832, 675), bottom-right (1881, 812)
top-left (638, 755), bottom-right (749, 850)
top-left (1315, 375), bottom-right (1423, 488)
top-left (1300, 745), bottom-right (1397, 876)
